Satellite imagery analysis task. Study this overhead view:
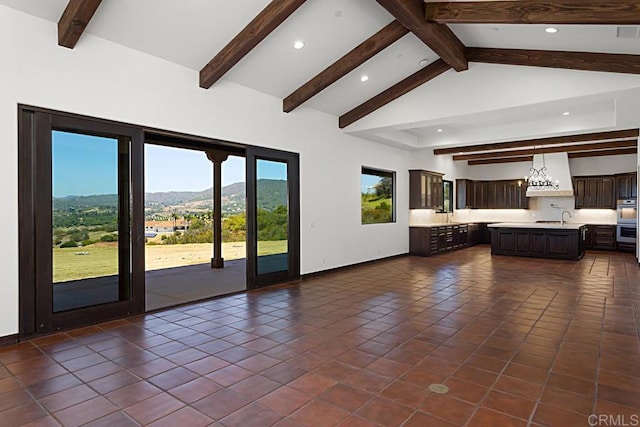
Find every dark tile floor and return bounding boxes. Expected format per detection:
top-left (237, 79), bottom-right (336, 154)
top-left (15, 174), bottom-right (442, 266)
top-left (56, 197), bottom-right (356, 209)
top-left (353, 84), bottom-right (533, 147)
top-left (1, 246), bottom-right (639, 426)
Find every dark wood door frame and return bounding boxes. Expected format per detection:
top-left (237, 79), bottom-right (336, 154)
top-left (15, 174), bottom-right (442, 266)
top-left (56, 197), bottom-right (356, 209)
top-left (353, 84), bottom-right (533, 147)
top-left (18, 105), bottom-right (301, 336)
top-left (19, 106), bottom-right (145, 335)
top-left (246, 146), bottom-right (301, 289)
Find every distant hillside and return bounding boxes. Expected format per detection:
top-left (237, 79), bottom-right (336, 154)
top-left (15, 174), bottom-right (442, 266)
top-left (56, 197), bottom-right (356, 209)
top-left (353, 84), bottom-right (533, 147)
top-left (54, 194), bottom-right (119, 210)
top-left (54, 180), bottom-right (287, 213)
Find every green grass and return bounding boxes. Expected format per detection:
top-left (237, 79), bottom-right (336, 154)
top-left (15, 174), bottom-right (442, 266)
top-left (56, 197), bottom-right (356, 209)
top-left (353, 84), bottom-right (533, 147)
top-left (361, 196), bottom-right (391, 209)
top-left (53, 240), bottom-right (288, 283)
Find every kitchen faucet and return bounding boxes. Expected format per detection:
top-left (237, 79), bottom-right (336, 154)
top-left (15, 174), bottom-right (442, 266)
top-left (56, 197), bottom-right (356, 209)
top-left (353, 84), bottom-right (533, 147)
top-left (561, 210), bottom-right (572, 226)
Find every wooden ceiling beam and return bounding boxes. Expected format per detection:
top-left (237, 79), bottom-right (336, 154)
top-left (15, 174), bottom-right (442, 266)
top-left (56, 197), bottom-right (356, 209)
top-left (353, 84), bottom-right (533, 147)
top-left (467, 47), bottom-right (640, 75)
top-left (434, 128), bottom-right (639, 155)
top-left (468, 156), bottom-right (533, 166)
top-left (58, 0), bottom-right (102, 49)
top-left (452, 139), bottom-right (638, 161)
top-left (199, 0), bottom-right (306, 89)
top-left (339, 59), bottom-right (451, 129)
top-left (375, 0), bottom-right (468, 72)
top-left (425, 1), bottom-right (640, 25)
top-left (283, 20), bottom-right (409, 113)
top-left (568, 147), bottom-right (638, 158)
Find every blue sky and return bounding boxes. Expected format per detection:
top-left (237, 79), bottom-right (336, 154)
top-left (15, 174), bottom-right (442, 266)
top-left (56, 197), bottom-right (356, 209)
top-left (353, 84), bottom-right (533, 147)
top-left (362, 173), bottom-right (382, 194)
top-left (52, 131), bottom-right (119, 198)
top-left (145, 144), bottom-right (247, 193)
top-left (52, 131), bottom-right (285, 196)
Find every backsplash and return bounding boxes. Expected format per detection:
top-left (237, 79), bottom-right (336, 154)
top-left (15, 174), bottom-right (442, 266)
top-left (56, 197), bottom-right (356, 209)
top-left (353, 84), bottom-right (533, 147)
top-left (409, 196), bottom-right (617, 226)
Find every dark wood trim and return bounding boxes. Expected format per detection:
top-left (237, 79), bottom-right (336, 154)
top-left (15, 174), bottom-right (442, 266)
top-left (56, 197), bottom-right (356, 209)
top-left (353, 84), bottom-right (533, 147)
top-left (245, 147), bottom-right (300, 290)
top-left (0, 334), bottom-right (19, 348)
top-left (434, 128), bottom-right (639, 155)
top-left (339, 59), bottom-right (450, 128)
top-left (199, 0), bottom-right (307, 89)
top-left (467, 47), bottom-right (640, 75)
top-left (58, 0), bottom-right (102, 48)
top-left (468, 156), bottom-right (533, 166)
top-left (301, 253), bottom-right (409, 280)
top-left (374, 0), bottom-right (467, 72)
top-left (19, 104), bottom-right (246, 154)
top-left (19, 107), bottom-right (147, 335)
top-left (568, 147), bottom-right (638, 158)
top-left (425, 1), bottom-right (640, 25)
top-left (18, 108), bottom-right (37, 337)
top-left (283, 20), bottom-right (409, 112)
top-left (453, 139), bottom-right (638, 161)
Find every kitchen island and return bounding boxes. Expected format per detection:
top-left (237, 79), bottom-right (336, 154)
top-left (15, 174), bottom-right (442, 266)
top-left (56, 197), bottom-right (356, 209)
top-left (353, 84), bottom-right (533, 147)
top-left (488, 222), bottom-right (586, 261)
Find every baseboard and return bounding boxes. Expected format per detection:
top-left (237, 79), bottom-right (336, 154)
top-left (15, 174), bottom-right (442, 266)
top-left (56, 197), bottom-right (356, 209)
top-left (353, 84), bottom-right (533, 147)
top-left (0, 334), bottom-right (19, 348)
top-left (301, 253), bottom-right (409, 280)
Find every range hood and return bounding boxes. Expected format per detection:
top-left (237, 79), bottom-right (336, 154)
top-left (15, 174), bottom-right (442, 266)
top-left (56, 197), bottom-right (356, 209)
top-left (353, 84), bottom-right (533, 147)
top-left (525, 152), bottom-right (574, 197)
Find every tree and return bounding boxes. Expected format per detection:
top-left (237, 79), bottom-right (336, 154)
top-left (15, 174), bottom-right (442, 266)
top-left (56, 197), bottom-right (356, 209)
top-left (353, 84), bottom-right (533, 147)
top-left (375, 177), bottom-right (392, 199)
top-left (171, 212), bottom-right (179, 230)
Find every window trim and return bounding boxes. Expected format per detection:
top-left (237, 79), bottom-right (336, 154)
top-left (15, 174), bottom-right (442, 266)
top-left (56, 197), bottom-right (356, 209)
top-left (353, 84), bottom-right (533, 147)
top-left (361, 166), bottom-right (396, 225)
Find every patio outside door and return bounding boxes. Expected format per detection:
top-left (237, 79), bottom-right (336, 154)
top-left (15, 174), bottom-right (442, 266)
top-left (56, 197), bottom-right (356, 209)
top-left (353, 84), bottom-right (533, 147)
top-left (19, 109), bottom-right (145, 335)
top-left (246, 147), bottom-right (300, 288)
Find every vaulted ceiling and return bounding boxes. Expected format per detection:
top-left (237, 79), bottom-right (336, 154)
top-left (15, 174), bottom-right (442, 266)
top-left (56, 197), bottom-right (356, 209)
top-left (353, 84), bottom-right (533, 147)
top-left (3, 0), bottom-right (640, 151)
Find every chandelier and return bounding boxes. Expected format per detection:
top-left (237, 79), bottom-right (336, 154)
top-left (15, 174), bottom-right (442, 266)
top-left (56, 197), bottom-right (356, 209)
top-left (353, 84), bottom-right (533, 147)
top-left (524, 153), bottom-right (559, 190)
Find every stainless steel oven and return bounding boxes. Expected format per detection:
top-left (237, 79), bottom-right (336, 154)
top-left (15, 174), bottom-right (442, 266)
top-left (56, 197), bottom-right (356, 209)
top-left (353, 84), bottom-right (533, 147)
top-left (617, 199), bottom-right (637, 225)
top-left (617, 224), bottom-right (637, 244)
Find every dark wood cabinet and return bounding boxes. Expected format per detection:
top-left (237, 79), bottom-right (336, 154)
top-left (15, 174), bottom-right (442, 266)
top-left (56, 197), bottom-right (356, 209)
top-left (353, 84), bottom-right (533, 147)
top-left (410, 223), bottom-right (482, 256)
top-left (601, 177), bottom-right (616, 208)
top-left (573, 175), bottom-right (616, 209)
top-left (491, 226), bottom-right (585, 261)
top-left (593, 225), bottom-right (616, 250)
top-left (581, 224), bottom-right (616, 250)
top-left (616, 172), bottom-right (637, 200)
top-left (410, 170), bottom-right (444, 210)
top-left (456, 179), bottom-right (528, 209)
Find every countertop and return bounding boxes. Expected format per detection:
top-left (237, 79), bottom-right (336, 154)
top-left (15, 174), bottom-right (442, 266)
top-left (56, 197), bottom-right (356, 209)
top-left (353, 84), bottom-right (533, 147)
top-left (487, 222), bottom-right (586, 230)
top-left (410, 222), bottom-right (481, 227)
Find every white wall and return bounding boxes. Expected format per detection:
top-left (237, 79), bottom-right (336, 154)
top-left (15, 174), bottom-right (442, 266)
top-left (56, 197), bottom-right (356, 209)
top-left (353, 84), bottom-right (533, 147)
top-left (0, 6), bottom-right (411, 336)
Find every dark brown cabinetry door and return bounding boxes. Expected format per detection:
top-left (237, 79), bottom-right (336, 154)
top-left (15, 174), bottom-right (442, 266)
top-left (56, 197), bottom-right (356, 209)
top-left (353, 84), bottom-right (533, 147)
top-left (600, 177), bottom-right (616, 209)
top-left (586, 178), bottom-right (600, 208)
top-left (458, 179), bottom-right (527, 209)
top-left (574, 178), bottom-right (586, 208)
top-left (615, 172), bottom-right (637, 199)
top-left (593, 225), bottom-right (616, 250)
top-left (409, 170), bottom-right (444, 210)
top-left (574, 175), bottom-right (621, 209)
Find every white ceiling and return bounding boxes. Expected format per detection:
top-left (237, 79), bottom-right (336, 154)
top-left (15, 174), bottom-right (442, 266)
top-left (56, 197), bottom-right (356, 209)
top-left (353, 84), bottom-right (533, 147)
top-left (2, 0), bottom-right (640, 149)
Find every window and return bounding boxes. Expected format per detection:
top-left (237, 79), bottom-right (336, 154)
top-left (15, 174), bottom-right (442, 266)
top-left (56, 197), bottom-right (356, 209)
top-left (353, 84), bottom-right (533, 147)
top-left (443, 180), bottom-right (453, 213)
top-left (361, 167), bottom-right (395, 224)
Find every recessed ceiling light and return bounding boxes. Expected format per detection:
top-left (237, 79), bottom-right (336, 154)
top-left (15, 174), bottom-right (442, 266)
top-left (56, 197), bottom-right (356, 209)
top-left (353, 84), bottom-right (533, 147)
top-left (360, 75), bottom-right (369, 82)
top-left (562, 111), bottom-right (571, 116)
top-left (334, 10), bottom-right (342, 17)
top-left (545, 27), bottom-right (558, 34)
top-left (418, 59), bottom-right (429, 67)
top-left (437, 128), bottom-right (444, 133)
top-left (293, 41), bottom-right (305, 50)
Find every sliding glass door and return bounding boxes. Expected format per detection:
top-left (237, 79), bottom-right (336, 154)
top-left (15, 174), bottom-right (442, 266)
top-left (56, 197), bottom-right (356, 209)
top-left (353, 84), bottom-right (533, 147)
top-left (246, 147), bottom-right (300, 288)
top-left (20, 109), bottom-right (144, 334)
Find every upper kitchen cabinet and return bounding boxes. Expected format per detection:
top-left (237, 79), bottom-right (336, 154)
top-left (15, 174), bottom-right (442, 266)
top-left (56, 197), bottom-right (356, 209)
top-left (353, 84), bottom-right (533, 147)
top-left (573, 175), bottom-right (616, 209)
top-left (456, 179), bottom-right (528, 209)
top-left (616, 172), bottom-right (637, 199)
top-left (409, 170), bottom-right (444, 210)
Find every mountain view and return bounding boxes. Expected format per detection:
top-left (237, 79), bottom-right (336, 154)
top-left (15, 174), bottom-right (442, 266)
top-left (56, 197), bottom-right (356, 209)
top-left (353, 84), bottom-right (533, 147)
top-left (53, 179), bottom-right (288, 222)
